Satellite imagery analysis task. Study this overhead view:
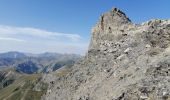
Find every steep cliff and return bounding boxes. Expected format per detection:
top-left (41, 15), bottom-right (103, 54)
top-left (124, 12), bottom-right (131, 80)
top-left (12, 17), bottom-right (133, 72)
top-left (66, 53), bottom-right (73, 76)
top-left (43, 8), bottom-right (170, 100)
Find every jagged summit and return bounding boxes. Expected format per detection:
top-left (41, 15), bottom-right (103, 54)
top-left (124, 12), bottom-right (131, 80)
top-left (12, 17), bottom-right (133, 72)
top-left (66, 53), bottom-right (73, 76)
top-left (100, 7), bottom-right (131, 27)
top-left (90, 7), bottom-right (133, 51)
top-left (92, 7), bottom-right (131, 32)
top-left (111, 7), bottom-right (131, 22)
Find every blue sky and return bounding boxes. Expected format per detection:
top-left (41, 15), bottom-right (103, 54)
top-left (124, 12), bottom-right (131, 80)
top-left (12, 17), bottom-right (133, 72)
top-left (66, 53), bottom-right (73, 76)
top-left (0, 0), bottom-right (170, 54)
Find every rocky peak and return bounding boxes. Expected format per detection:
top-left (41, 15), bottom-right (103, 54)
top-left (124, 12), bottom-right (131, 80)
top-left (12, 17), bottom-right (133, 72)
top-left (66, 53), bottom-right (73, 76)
top-left (89, 7), bottom-right (133, 52)
top-left (98, 7), bottom-right (131, 30)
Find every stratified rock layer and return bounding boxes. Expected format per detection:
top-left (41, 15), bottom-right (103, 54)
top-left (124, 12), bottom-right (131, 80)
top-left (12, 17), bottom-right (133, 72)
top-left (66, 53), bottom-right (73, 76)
top-left (42, 8), bottom-right (170, 100)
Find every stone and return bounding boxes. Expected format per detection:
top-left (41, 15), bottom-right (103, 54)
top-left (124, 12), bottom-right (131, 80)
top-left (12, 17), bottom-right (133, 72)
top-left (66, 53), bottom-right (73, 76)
top-left (117, 54), bottom-right (125, 60)
top-left (140, 95), bottom-right (148, 99)
top-left (163, 91), bottom-right (168, 96)
top-left (145, 44), bottom-right (151, 48)
top-left (124, 48), bottom-right (132, 53)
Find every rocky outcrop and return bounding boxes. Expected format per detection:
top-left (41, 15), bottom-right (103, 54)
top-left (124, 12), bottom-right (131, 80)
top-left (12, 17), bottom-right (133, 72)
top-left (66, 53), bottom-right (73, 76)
top-left (42, 8), bottom-right (170, 100)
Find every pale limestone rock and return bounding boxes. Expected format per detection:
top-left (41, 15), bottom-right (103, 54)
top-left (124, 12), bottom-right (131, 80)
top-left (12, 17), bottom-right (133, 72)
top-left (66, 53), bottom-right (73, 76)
top-left (124, 48), bottom-right (132, 53)
top-left (145, 44), bottom-right (151, 48)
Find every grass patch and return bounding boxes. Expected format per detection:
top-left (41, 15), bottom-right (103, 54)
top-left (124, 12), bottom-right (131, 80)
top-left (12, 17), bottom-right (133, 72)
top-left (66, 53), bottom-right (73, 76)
top-left (0, 73), bottom-right (47, 100)
top-left (55, 68), bottom-right (71, 77)
top-left (6, 90), bottom-right (22, 100)
top-left (24, 90), bottom-right (46, 100)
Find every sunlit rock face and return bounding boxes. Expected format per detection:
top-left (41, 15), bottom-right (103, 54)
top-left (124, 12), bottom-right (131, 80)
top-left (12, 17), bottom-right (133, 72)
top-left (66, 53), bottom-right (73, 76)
top-left (42, 8), bottom-right (170, 100)
top-left (89, 8), bottom-right (132, 51)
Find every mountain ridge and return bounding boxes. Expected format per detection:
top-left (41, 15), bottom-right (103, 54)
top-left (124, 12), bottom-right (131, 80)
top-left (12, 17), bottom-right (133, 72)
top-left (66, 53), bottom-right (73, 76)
top-left (42, 8), bottom-right (170, 100)
top-left (0, 51), bottom-right (81, 74)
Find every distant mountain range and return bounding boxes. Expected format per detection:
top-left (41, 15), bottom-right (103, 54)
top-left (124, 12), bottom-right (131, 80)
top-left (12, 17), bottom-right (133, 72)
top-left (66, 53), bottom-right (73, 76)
top-left (0, 51), bottom-right (81, 74)
top-left (0, 52), bottom-right (26, 59)
top-left (0, 51), bottom-right (80, 59)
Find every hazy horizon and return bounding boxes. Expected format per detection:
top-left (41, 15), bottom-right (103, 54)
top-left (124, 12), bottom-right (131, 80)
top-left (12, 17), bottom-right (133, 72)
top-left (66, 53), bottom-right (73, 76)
top-left (0, 50), bottom-right (83, 55)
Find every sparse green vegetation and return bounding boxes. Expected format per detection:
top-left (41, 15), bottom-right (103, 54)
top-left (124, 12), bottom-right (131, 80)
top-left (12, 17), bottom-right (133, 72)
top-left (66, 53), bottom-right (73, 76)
top-left (7, 90), bottom-right (22, 100)
top-left (0, 70), bottom-right (47, 100)
top-left (55, 68), bottom-right (71, 77)
top-left (24, 90), bottom-right (46, 100)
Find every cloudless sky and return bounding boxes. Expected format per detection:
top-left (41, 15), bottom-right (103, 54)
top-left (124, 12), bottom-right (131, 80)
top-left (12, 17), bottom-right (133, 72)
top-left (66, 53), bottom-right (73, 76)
top-left (0, 0), bottom-right (170, 54)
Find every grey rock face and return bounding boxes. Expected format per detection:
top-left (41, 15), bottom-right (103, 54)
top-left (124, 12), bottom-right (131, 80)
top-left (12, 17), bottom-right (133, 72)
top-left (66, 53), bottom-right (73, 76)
top-left (42, 8), bottom-right (170, 100)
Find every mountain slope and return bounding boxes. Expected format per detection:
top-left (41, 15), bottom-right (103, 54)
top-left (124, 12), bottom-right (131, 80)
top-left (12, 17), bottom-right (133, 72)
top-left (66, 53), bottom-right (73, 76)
top-left (0, 68), bottom-right (47, 100)
top-left (43, 8), bottom-right (170, 100)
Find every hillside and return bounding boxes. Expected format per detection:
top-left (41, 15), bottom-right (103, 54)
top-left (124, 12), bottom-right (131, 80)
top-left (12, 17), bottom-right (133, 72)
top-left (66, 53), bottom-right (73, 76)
top-left (42, 8), bottom-right (170, 100)
top-left (0, 52), bottom-right (81, 100)
top-left (0, 68), bottom-right (47, 100)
